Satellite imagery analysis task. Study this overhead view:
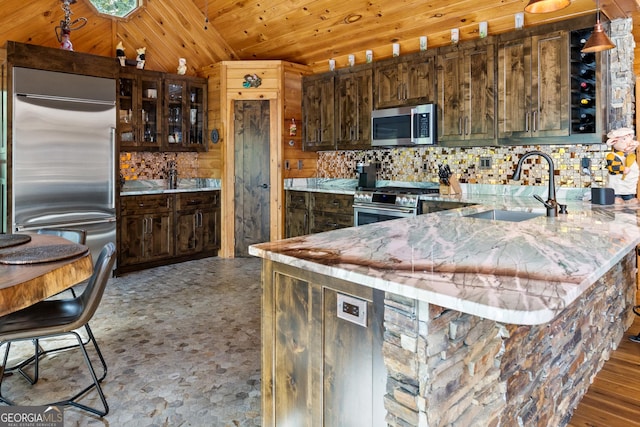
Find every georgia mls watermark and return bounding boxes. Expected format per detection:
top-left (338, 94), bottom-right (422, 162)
top-left (0, 406), bottom-right (63, 427)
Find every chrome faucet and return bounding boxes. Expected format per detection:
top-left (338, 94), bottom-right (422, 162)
top-left (512, 151), bottom-right (558, 217)
top-left (167, 160), bottom-right (178, 189)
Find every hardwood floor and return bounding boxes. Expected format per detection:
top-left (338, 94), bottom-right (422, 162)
top-left (568, 309), bottom-right (640, 427)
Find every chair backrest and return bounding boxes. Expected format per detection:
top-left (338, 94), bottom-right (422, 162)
top-left (68, 242), bottom-right (116, 331)
top-left (37, 228), bottom-right (87, 245)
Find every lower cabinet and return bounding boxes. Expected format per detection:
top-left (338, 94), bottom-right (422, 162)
top-left (119, 194), bottom-right (174, 268)
top-left (285, 191), bottom-right (354, 237)
top-left (117, 191), bottom-right (220, 275)
top-left (262, 261), bottom-right (386, 426)
top-left (285, 191), bottom-right (310, 238)
top-left (175, 192), bottom-right (220, 256)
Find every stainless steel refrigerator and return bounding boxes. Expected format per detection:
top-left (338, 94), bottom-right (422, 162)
top-left (10, 67), bottom-right (116, 261)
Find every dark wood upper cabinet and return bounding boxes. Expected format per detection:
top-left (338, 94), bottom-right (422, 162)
top-left (373, 52), bottom-right (436, 109)
top-left (437, 42), bottom-right (496, 143)
top-left (498, 31), bottom-right (569, 140)
top-left (335, 67), bottom-right (373, 150)
top-left (164, 76), bottom-right (208, 152)
top-left (118, 69), bottom-right (164, 151)
top-left (302, 73), bottom-right (335, 151)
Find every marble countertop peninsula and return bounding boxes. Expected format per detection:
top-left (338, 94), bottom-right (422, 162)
top-left (252, 181), bottom-right (640, 325)
top-left (121, 178), bottom-right (221, 196)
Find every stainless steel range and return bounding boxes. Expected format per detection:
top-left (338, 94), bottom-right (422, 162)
top-left (353, 186), bottom-right (439, 226)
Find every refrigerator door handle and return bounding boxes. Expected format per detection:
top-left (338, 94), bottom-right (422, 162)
top-left (17, 93), bottom-right (116, 106)
top-left (15, 217), bottom-right (117, 232)
top-left (110, 127), bottom-right (116, 210)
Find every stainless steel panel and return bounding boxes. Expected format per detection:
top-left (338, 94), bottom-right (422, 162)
top-left (12, 85), bottom-right (116, 228)
top-left (13, 67), bottom-right (115, 102)
top-left (10, 68), bottom-right (117, 257)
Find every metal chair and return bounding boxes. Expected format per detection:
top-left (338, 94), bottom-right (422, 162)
top-left (0, 242), bottom-right (116, 416)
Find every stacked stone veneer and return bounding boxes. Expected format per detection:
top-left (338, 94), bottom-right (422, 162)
top-left (382, 250), bottom-right (636, 426)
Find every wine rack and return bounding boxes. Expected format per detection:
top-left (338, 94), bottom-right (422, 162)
top-left (570, 28), bottom-right (597, 134)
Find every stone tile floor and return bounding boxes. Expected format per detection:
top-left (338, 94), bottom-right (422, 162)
top-left (1, 257), bottom-right (263, 426)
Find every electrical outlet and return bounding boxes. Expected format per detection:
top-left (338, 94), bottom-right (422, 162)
top-left (297, 160), bottom-right (303, 170)
top-left (479, 156), bottom-right (492, 169)
top-left (581, 157), bottom-right (591, 169)
top-left (284, 160), bottom-right (290, 170)
top-left (336, 293), bottom-right (367, 327)
top-left (423, 163), bottom-right (429, 171)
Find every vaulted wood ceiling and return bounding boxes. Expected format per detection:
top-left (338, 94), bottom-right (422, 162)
top-left (1, 0), bottom-right (639, 75)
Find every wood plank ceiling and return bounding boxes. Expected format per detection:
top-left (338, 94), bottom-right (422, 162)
top-left (0, 0), bottom-right (639, 75)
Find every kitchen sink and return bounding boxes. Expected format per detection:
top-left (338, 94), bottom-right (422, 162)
top-left (464, 209), bottom-right (543, 222)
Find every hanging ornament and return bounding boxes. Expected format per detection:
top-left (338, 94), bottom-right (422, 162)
top-left (289, 118), bottom-right (297, 136)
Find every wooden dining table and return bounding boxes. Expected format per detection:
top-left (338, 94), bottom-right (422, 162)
top-left (0, 233), bottom-right (93, 317)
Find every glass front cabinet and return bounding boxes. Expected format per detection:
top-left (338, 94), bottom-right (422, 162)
top-left (118, 71), bottom-right (207, 152)
top-left (164, 77), bottom-right (207, 152)
top-left (118, 70), bottom-right (163, 151)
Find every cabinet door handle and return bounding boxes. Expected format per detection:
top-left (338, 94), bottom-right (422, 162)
top-left (403, 83), bottom-right (408, 100)
top-left (532, 110), bottom-right (538, 132)
top-left (397, 84), bottom-right (401, 100)
top-left (525, 112), bottom-right (530, 132)
top-left (458, 117), bottom-right (463, 135)
top-left (464, 116), bottom-right (469, 135)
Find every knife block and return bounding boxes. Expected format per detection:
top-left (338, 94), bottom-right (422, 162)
top-left (440, 175), bottom-right (462, 195)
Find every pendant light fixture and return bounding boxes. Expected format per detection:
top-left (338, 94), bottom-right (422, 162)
top-left (524, 0), bottom-right (570, 14)
top-left (581, 0), bottom-right (616, 53)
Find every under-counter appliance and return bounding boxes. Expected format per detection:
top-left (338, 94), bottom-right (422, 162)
top-left (371, 104), bottom-right (436, 147)
top-left (8, 67), bottom-right (117, 261)
top-left (353, 186), bottom-right (439, 226)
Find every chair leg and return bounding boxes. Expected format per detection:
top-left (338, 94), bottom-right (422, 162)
top-left (0, 331), bottom-right (109, 417)
top-left (11, 328), bottom-right (92, 385)
top-left (0, 342), bottom-right (16, 406)
top-left (54, 330), bottom-right (109, 416)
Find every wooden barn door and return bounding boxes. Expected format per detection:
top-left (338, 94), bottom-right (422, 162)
top-left (233, 100), bottom-right (271, 256)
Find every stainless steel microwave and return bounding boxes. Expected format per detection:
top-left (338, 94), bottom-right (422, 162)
top-left (371, 104), bottom-right (436, 147)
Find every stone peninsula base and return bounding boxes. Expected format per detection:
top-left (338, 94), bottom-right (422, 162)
top-left (383, 251), bottom-right (636, 426)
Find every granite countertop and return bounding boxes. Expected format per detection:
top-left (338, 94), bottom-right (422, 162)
top-left (250, 185), bottom-right (640, 325)
top-left (121, 179), bottom-right (221, 196)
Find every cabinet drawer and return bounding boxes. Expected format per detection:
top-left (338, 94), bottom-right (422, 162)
top-left (176, 192), bottom-right (219, 210)
top-left (310, 212), bottom-right (354, 233)
top-left (312, 193), bottom-right (352, 213)
top-left (121, 194), bottom-right (173, 215)
top-left (286, 191), bottom-right (309, 209)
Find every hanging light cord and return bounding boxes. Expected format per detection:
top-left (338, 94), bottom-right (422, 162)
top-left (204, 0), bottom-right (209, 30)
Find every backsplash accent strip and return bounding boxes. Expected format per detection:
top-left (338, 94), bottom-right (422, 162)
top-left (317, 145), bottom-right (608, 189)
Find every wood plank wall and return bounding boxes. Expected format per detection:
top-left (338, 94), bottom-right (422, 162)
top-left (200, 61), bottom-right (312, 257)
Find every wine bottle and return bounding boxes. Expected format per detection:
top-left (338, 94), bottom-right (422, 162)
top-left (580, 52), bottom-right (596, 65)
top-left (580, 82), bottom-right (594, 92)
top-left (578, 123), bottom-right (595, 132)
top-left (580, 113), bottom-right (595, 121)
top-left (579, 68), bottom-right (595, 80)
top-left (580, 97), bottom-right (594, 107)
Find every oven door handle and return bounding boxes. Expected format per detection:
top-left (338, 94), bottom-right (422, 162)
top-left (353, 204), bottom-right (417, 215)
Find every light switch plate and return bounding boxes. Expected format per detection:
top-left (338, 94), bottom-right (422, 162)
top-left (337, 293), bottom-right (367, 327)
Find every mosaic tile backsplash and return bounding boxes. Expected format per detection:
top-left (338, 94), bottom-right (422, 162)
top-left (317, 145), bottom-right (610, 189)
top-left (120, 152), bottom-right (199, 181)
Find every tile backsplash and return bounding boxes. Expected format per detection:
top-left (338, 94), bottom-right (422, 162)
top-left (317, 144), bottom-right (609, 189)
top-left (120, 152), bottom-right (199, 180)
